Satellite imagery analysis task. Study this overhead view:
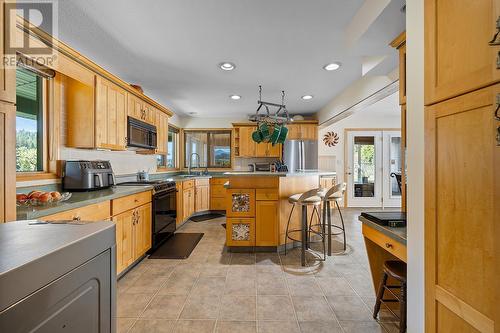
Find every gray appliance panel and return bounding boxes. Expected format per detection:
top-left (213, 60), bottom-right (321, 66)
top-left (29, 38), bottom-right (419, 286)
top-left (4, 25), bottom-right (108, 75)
top-left (302, 140), bottom-right (318, 170)
top-left (0, 250), bottom-right (112, 333)
top-left (284, 140), bottom-right (318, 172)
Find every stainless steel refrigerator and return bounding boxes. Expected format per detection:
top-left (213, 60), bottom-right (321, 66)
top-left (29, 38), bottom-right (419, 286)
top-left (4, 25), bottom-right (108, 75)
top-left (283, 140), bottom-right (318, 172)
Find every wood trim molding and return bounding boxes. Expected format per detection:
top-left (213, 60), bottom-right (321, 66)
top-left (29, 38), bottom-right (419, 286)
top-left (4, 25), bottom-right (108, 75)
top-left (16, 16), bottom-right (173, 117)
top-left (389, 31), bottom-right (406, 49)
top-left (16, 172), bottom-right (58, 182)
top-left (435, 286), bottom-right (494, 333)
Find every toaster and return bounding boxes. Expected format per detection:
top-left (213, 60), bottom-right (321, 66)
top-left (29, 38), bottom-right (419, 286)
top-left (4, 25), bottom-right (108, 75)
top-left (62, 160), bottom-right (116, 191)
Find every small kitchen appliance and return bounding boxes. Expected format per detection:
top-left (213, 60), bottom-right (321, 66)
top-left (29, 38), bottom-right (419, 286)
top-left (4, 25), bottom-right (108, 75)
top-left (62, 160), bottom-right (116, 191)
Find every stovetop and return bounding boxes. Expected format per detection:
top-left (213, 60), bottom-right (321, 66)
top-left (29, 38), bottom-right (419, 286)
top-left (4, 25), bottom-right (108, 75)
top-left (118, 179), bottom-right (176, 192)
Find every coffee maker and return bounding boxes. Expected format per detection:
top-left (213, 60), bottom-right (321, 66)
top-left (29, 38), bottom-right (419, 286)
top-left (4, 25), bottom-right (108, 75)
top-left (62, 160), bottom-right (116, 191)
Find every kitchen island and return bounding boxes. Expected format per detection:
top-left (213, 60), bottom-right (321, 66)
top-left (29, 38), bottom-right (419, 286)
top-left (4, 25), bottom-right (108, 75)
top-left (224, 172), bottom-right (321, 251)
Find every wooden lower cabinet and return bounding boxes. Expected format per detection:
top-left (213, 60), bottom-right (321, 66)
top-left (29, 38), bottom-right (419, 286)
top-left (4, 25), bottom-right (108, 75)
top-left (226, 218), bottom-right (255, 247)
top-left (113, 202), bottom-right (152, 275)
top-left (225, 189), bottom-right (256, 218)
top-left (255, 200), bottom-right (278, 246)
top-left (195, 185), bottom-right (210, 212)
top-left (182, 187), bottom-right (195, 221)
top-left (210, 178), bottom-right (228, 211)
top-left (319, 176), bottom-right (337, 189)
top-left (41, 201), bottom-right (111, 221)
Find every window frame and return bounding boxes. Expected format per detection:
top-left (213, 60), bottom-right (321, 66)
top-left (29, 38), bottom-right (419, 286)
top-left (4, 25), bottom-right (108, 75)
top-left (157, 124), bottom-right (181, 171)
top-left (183, 129), bottom-right (233, 170)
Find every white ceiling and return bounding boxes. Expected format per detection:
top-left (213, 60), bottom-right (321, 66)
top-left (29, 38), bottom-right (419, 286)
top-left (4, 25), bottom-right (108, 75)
top-left (57, 0), bottom-right (405, 118)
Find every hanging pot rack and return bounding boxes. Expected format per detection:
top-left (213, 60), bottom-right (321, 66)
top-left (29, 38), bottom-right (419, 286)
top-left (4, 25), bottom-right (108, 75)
top-left (254, 85), bottom-right (291, 125)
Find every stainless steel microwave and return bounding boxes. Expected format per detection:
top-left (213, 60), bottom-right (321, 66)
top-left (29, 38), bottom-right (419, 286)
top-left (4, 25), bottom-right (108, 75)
top-left (127, 116), bottom-right (157, 150)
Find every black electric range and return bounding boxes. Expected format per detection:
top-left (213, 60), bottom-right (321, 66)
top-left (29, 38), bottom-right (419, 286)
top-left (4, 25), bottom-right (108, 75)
top-left (118, 179), bottom-right (177, 252)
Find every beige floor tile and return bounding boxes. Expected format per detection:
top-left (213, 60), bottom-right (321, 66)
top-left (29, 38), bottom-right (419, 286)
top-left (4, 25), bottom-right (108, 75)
top-left (224, 275), bottom-right (256, 295)
top-left (230, 253), bottom-right (256, 265)
top-left (298, 321), bottom-right (343, 333)
top-left (141, 295), bottom-right (188, 319)
top-left (326, 295), bottom-right (374, 321)
top-left (257, 321), bottom-right (300, 333)
top-left (173, 320), bottom-right (216, 333)
top-left (255, 253), bottom-right (281, 266)
top-left (256, 264), bottom-right (283, 275)
top-left (129, 319), bottom-right (175, 333)
top-left (158, 275), bottom-right (198, 295)
top-left (216, 321), bottom-right (257, 333)
top-left (286, 277), bottom-right (323, 296)
top-left (116, 318), bottom-right (136, 333)
top-left (315, 277), bottom-right (357, 296)
top-left (227, 265), bottom-right (256, 277)
top-left (191, 276), bottom-right (226, 296)
top-left (291, 296), bottom-right (335, 322)
top-left (339, 321), bottom-right (386, 333)
top-left (219, 295), bottom-right (256, 321)
top-left (125, 272), bottom-right (169, 294)
top-left (257, 274), bottom-right (287, 295)
top-left (179, 295), bottom-right (221, 319)
top-left (257, 295), bottom-right (295, 321)
top-left (117, 293), bottom-right (153, 317)
top-left (199, 264), bottom-right (229, 277)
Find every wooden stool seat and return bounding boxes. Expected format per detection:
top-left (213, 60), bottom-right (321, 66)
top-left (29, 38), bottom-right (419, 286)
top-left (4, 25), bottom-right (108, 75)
top-left (384, 260), bottom-right (407, 282)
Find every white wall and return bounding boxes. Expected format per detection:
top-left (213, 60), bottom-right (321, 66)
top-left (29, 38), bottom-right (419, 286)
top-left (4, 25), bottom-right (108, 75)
top-left (182, 116), bottom-right (247, 129)
top-left (406, 0), bottom-right (425, 331)
top-left (318, 92), bottom-right (400, 184)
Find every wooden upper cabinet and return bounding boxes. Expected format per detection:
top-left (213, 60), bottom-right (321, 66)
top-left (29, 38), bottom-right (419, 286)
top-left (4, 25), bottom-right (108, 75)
top-left (287, 124), bottom-right (301, 140)
top-left (287, 123), bottom-right (318, 140)
top-left (0, 0), bottom-right (15, 104)
top-left (155, 109), bottom-right (168, 154)
top-left (128, 94), bottom-right (153, 124)
top-left (95, 76), bottom-right (127, 150)
top-left (256, 142), bottom-right (281, 157)
top-left (238, 126), bottom-right (256, 157)
top-left (425, 0), bottom-right (500, 105)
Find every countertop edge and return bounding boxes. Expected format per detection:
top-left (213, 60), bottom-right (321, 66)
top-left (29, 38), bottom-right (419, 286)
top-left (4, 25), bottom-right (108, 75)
top-left (359, 216), bottom-right (407, 245)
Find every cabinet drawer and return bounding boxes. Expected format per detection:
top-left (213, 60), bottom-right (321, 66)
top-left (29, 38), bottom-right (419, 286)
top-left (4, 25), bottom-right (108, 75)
top-left (225, 189), bottom-right (255, 217)
top-left (210, 178), bottom-right (229, 185)
top-left (226, 218), bottom-right (255, 246)
top-left (210, 197), bottom-right (226, 210)
top-left (42, 201), bottom-right (111, 221)
top-left (183, 180), bottom-right (195, 190)
top-left (112, 191), bottom-right (152, 216)
top-left (362, 224), bottom-right (407, 262)
top-left (211, 184), bottom-right (226, 197)
top-left (256, 189), bottom-right (278, 201)
top-left (195, 178), bottom-right (210, 186)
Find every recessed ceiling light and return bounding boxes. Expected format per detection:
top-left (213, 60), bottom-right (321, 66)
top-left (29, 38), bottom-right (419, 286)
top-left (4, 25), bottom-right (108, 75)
top-left (301, 95), bottom-right (314, 100)
top-left (323, 62), bottom-right (341, 71)
top-left (219, 62), bottom-right (236, 71)
top-left (230, 95), bottom-right (241, 100)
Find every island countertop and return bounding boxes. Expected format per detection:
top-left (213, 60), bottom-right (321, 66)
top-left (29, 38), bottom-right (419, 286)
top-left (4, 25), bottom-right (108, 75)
top-left (223, 171), bottom-right (336, 177)
top-left (358, 215), bottom-right (407, 245)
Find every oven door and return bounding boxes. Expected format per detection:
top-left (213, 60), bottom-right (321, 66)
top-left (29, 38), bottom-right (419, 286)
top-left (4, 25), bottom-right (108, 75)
top-left (151, 187), bottom-right (177, 250)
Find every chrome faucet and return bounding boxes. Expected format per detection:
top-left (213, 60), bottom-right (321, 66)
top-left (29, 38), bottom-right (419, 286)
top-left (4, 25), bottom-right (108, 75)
top-left (188, 153), bottom-right (200, 175)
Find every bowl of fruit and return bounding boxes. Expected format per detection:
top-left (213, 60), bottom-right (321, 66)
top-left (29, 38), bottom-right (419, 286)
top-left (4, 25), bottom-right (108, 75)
top-left (16, 191), bottom-right (72, 207)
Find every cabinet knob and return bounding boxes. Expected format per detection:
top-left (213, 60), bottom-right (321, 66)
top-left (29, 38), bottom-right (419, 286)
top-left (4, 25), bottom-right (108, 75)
top-left (489, 16), bottom-right (500, 46)
top-left (73, 216), bottom-right (81, 221)
top-left (385, 242), bottom-right (393, 249)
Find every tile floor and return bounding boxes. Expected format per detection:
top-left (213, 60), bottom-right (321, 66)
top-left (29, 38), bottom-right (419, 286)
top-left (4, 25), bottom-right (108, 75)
top-left (117, 208), bottom-right (400, 333)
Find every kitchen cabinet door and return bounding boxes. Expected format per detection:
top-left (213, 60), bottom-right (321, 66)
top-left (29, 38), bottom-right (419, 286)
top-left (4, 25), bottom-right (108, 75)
top-left (155, 110), bottom-right (168, 154)
top-left (287, 124), bottom-right (301, 140)
top-left (0, 102), bottom-right (15, 222)
top-left (267, 143), bottom-right (281, 157)
top-left (238, 126), bottom-right (256, 157)
top-left (95, 76), bottom-right (127, 150)
top-left (195, 185), bottom-right (210, 212)
top-left (135, 203), bottom-right (152, 257)
top-left (0, 0), bottom-right (15, 104)
top-left (225, 189), bottom-right (255, 218)
top-left (176, 183), bottom-right (183, 225)
top-left (142, 102), bottom-right (155, 124)
top-left (300, 124), bottom-right (317, 140)
top-left (256, 201), bottom-right (278, 246)
top-left (255, 142), bottom-right (268, 157)
top-left (127, 93), bottom-right (148, 122)
top-left (226, 218), bottom-right (255, 247)
top-left (183, 187), bottom-right (194, 220)
top-left (113, 210), bottom-right (135, 274)
top-left (425, 0), bottom-right (500, 104)
top-left (425, 85), bottom-right (498, 333)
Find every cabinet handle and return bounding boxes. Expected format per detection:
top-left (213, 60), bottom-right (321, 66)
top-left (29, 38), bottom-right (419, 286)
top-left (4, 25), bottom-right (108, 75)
top-left (495, 94), bottom-right (500, 121)
top-left (385, 242), bottom-right (393, 249)
top-left (489, 17), bottom-right (500, 46)
top-left (73, 216), bottom-right (81, 221)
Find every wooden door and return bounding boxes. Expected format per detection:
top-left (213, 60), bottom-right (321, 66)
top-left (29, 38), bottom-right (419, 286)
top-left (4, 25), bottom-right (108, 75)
top-left (0, 102), bottom-right (15, 222)
top-left (195, 185), bottom-right (209, 212)
top-left (287, 124), bottom-right (301, 140)
top-left (182, 187), bottom-right (194, 220)
top-left (0, 0), bottom-right (15, 104)
top-left (255, 201), bottom-right (278, 246)
top-left (155, 109), bottom-right (168, 154)
top-left (135, 203), bottom-right (152, 257)
top-left (425, 0), bottom-right (500, 104)
top-left (425, 85), bottom-right (499, 333)
top-left (127, 93), bottom-right (144, 121)
top-left (300, 124), bottom-right (317, 140)
top-left (226, 218), bottom-right (255, 246)
top-left (113, 209), bottom-right (135, 274)
top-left (142, 102), bottom-right (155, 124)
top-left (225, 189), bottom-right (255, 218)
top-left (255, 142), bottom-right (268, 157)
top-left (238, 126), bottom-right (256, 157)
top-left (95, 76), bottom-right (127, 150)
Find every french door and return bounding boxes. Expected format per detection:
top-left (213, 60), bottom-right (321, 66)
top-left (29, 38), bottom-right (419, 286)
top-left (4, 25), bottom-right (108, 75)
top-left (346, 130), bottom-right (402, 207)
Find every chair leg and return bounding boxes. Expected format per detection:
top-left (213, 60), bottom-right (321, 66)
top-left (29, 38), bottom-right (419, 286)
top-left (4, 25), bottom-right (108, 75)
top-left (315, 205), bottom-right (325, 261)
top-left (301, 205), bottom-right (307, 266)
top-left (335, 200), bottom-right (346, 251)
top-left (400, 282), bottom-right (407, 333)
top-left (373, 272), bottom-right (388, 319)
top-left (327, 201), bottom-right (332, 256)
top-left (284, 203), bottom-right (295, 256)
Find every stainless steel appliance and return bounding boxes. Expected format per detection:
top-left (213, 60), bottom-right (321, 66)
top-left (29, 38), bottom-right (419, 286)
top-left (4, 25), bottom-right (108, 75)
top-left (118, 179), bottom-right (177, 252)
top-left (254, 162), bottom-right (271, 172)
top-left (62, 160), bottom-right (116, 191)
top-left (127, 116), bottom-right (157, 150)
top-left (283, 140), bottom-right (318, 172)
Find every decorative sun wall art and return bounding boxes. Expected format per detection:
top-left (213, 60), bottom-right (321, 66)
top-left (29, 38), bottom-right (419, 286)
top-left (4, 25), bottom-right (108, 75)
top-left (323, 131), bottom-right (340, 147)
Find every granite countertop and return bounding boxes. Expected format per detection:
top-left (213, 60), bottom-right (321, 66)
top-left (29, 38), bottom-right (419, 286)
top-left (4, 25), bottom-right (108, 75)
top-left (223, 171), bottom-right (332, 177)
top-left (16, 185), bottom-right (153, 220)
top-left (358, 215), bottom-right (407, 245)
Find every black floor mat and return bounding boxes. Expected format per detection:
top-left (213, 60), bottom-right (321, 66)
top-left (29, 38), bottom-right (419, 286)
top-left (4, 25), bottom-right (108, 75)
top-left (190, 213), bottom-right (224, 222)
top-left (148, 233), bottom-right (204, 259)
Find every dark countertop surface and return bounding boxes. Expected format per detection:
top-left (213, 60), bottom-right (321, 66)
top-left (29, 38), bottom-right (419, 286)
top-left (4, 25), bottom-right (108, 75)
top-left (359, 215), bottom-right (407, 245)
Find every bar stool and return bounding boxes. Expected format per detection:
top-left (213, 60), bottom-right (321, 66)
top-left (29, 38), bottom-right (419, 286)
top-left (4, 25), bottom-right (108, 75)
top-left (317, 183), bottom-right (347, 255)
top-left (284, 188), bottom-right (324, 266)
top-left (373, 260), bottom-right (407, 333)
